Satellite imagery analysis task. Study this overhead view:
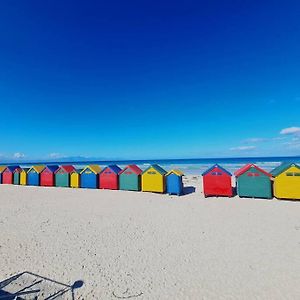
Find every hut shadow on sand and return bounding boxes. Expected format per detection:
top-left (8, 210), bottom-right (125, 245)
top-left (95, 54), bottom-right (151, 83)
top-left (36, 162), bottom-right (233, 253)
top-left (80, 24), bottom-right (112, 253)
top-left (0, 271), bottom-right (83, 299)
top-left (183, 186), bottom-right (196, 195)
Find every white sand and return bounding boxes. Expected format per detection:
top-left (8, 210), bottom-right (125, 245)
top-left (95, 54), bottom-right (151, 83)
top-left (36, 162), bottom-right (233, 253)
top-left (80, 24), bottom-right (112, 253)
top-left (1, 175), bottom-right (300, 299)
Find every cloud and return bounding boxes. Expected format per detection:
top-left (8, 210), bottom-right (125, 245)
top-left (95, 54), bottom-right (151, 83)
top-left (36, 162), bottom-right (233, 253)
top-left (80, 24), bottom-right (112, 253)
top-left (244, 138), bottom-right (266, 143)
top-left (230, 146), bottom-right (256, 151)
top-left (49, 153), bottom-right (64, 159)
top-left (13, 152), bottom-right (25, 159)
top-left (280, 127), bottom-right (300, 135)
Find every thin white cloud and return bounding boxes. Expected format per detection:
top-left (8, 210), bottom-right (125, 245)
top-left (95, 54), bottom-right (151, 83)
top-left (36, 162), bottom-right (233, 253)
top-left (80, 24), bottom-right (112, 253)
top-left (230, 146), bottom-right (256, 151)
top-left (244, 138), bottom-right (266, 143)
top-left (13, 152), bottom-right (25, 159)
top-left (49, 153), bottom-right (64, 159)
top-left (280, 127), bottom-right (300, 135)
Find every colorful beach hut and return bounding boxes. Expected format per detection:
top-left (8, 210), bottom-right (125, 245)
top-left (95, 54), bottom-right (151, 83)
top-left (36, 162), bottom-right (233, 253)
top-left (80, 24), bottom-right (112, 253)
top-left (13, 167), bottom-right (23, 185)
top-left (40, 165), bottom-right (60, 187)
top-left (27, 165), bottom-right (45, 186)
top-left (235, 164), bottom-right (272, 199)
top-left (80, 165), bottom-right (101, 189)
top-left (119, 165), bottom-right (143, 191)
top-left (166, 169), bottom-right (184, 195)
top-left (55, 165), bottom-right (75, 188)
top-left (141, 164), bottom-right (167, 193)
top-left (70, 168), bottom-right (82, 188)
top-left (99, 165), bottom-right (122, 190)
top-left (20, 168), bottom-right (29, 185)
top-left (202, 164), bottom-right (233, 197)
top-left (271, 163), bottom-right (300, 200)
top-left (0, 166), bottom-right (7, 183)
top-left (2, 166), bottom-right (20, 184)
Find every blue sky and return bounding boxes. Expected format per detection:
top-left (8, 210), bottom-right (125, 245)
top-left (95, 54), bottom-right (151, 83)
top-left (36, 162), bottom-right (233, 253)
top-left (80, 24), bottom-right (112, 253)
top-left (0, 0), bottom-right (300, 161)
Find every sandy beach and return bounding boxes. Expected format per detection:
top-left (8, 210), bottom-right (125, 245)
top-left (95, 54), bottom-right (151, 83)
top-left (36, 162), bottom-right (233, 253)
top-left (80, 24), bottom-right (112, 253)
top-left (1, 175), bottom-right (300, 299)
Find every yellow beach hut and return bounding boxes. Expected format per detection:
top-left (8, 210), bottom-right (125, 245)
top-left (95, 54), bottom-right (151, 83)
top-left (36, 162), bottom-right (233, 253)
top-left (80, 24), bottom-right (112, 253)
top-left (271, 163), bottom-right (300, 200)
top-left (20, 168), bottom-right (30, 185)
top-left (141, 164), bottom-right (167, 193)
top-left (70, 168), bottom-right (83, 188)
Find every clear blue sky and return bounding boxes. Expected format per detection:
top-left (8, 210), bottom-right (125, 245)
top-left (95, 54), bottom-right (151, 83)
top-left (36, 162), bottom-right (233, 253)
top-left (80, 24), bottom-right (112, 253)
top-left (0, 0), bottom-right (300, 161)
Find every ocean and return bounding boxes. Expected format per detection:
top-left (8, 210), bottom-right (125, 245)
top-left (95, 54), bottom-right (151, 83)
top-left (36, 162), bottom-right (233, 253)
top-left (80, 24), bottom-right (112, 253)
top-left (3, 156), bottom-right (300, 175)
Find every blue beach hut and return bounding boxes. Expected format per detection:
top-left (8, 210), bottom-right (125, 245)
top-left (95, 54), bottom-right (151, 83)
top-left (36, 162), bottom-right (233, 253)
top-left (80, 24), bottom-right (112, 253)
top-left (80, 165), bottom-right (101, 189)
top-left (166, 169), bottom-right (184, 195)
top-left (27, 165), bottom-right (45, 186)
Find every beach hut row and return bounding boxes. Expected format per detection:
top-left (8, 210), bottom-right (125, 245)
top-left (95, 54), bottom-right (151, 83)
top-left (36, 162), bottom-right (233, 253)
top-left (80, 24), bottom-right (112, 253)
top-left (202, 163), bottom-right (300, 200)
top-left (0, 164), bottom-right (184, 195)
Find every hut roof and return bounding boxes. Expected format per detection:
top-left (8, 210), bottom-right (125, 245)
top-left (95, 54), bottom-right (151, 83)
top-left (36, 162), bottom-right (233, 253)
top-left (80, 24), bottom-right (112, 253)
top-left (234, 164), bottom-right (271, 177)
top-left (270, 163), bottom-right (300, 177)
top-left (142, 164), bottom-right (167, 175)
top-left (166, 169), bottom-right (184, 176)
top-left (102, 165), bottom-right (122, 174)
top-left (80, 165), bottom-right (101, 174)
top-left (44, 165), bottom-right (60, 173)
top-left (13, 167), bottom-right (23, 173)
top-left (202, 164), bottom-right (231, 176)
top-left (22, 168), bottom-right (30, 172)
top-left (27, 165), bottom-right (46, 173)
top-left (0, 166), bottom-right (7, 173)
top-left (56, 165), bottom-right (75, 174)
top-left (5, 166), bottom-right (21, 172)
top-left (119, 164), bottom-right (143, 175)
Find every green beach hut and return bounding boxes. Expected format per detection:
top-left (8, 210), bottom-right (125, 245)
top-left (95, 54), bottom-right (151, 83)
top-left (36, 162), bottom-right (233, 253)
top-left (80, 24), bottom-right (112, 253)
top-left (234, 164), bottom-right (273, 199)
top-left (55, 165), bottom-right (75, 187)
top-left (119, 165), bottom-right (143, 191)
top-left (13, 167), bottom-right (23, 185)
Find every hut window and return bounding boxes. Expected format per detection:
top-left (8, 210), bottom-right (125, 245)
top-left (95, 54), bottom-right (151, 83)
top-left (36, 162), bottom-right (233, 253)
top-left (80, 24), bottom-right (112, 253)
top-left (147, 171), bottom-right (157, 175)
top-left (211, 172), bottom-right (222, 176)
top-left (125, 171), bottom-right (132, 175)
top-left (286, 172), bottom-right (300, 176)
top-left (247, 172), bottom-right (260, 177)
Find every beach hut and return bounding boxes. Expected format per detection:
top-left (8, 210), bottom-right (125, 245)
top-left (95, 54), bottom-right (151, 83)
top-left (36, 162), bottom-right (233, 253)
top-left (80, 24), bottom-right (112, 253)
top-left (40, 165), bottom-right (60, 187)
top-left (166, 169), bottom-right (184, 195)
top-left (271, 163), bottom-right (300, 200)
top-left (80, 165), bottom-right (101, 189)
top-left (202, 164), bottom-right (233, 197)
top-left (27, 165), bottom-right (45, 186)
top-left (141, 164), bottom-right (167, 193)
top-left (99, 165), bottom-right (122, 190)
top-left (20, 168), bottom-right (29, 185)
top-left (0, 166), bottom-right (7, 183)
top-left (119, 165), bottom-right (143, 191)
top-left (70, 168), bottom-right (82, 188)
top-left (13, 167), bottom-right (23, 185)
top-left (2, 166), bottom-right (20, 184)
top-left (235, 164), bottom-right (272, 199)
top-left (55, 165), bottom-right (75, 188)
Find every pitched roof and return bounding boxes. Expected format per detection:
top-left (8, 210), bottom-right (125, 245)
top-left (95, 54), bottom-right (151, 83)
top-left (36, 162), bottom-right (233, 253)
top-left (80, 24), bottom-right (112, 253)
top-left (202, 164), bottom-right (231, 176)
top-left (56, 165), bottom-right (75, 174)
top-left (101, 165), bottom-right (122, 174)
top-left (27, 165), bottom-right (46, 173)
top-left (166, 169), bottom-right (184, 176)
top-left (0, 166), bottom-right (7, 173)
top-left (44, 165), bottom-right (60, 173)
top-left (5, 166), bottom-right (21, 172)
top-left (80, 165), bottom-right (101, 174)
top-left (13, 167), bottom-right (23, 173)
top-left (234, 164), bottom-right (271, 177)
top-left (119, 164), bottom-right (143, 175)
top-left (22, 168), bottom-right (30, 172)
top-left (142, 164), bottom-right (167, 175)
top-left (270, 163), bottom-right (300, 177)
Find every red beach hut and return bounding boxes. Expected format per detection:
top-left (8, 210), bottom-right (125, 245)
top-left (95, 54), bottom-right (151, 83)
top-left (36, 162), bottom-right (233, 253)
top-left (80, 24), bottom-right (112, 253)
top-left (40, 165), bottom-right (60, 187)
top-left (99, 165), bottom-right (122, 190)
top-left (202, 164), bottom-right (233, 197)
top-left (2, 166), bottom-right (20, 184)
